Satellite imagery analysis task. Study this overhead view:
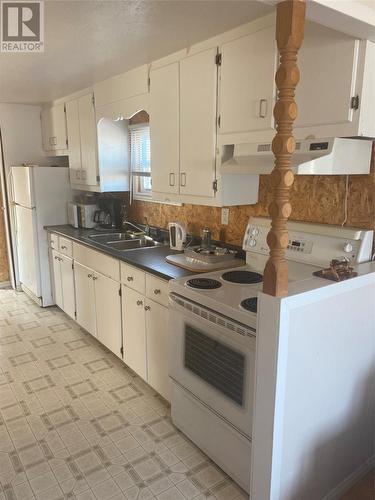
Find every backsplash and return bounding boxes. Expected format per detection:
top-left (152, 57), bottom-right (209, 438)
top-left (128, 142), bottom-right (375, 247)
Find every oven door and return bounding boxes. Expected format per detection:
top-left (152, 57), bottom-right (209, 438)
top-left (169, 293), bottom-right (256, 437)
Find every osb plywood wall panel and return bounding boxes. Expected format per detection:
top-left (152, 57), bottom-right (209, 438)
top-left (0, 190), bottom-right (9, 282)
top-left (128, 142), bottom-right (375, 247)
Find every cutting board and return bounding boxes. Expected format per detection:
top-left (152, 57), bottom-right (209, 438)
top-left (166, 254), bottom-right (245, 273)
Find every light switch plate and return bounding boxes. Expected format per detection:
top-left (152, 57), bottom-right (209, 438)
top-left (221, 208), bottom-right (229, 225)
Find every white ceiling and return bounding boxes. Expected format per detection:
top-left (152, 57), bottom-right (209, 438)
top-left (0, 0), bottom-right (273, 104)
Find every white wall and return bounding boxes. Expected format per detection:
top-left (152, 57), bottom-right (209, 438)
top-left (251, 268), bottom-right (375, 499)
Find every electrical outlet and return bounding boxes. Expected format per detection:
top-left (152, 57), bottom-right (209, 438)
top-left (221, 208), bottom-right (229, 225)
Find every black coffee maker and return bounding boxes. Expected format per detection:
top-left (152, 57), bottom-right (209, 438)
top-left (94, 197), bottom-right (123, 230)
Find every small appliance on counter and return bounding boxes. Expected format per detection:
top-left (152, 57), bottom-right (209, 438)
top-left (78, 203), bottom-right (97, 228)
top-left (168, 222), bottom-right (187, 251)
top-left (94, 197), bottom-right (123, 231)
top-left (68, 202), bottom-right (79, 228)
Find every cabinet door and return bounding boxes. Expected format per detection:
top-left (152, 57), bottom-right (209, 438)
top-left (180, 48), bottom-right (217, 198)
top-left (295, 23), bottom-right (360, 129)
top-left (78, 94), bottom-right (98, 186)
top-left (122, 286), bottom-right (147, 380)
top-left (65, 99), bottom-right (82, 178)
top-left (145, 299), bottom-right (170, 401)
top-left (150, 63), bottom-right (180, 194)
top-left (60, 255), bottom-right (75, 320)
top-left (51, 250), bottom-right (63, 309)
top-left (50, 104), bottom-right (68, 150)
top-left (94, 273), bottom-right (122, 358)
top-left (219, 26), bottom-right (277, 135)
top-left (41, 108), bottom-right (54, 152)
top-left (74, 262), bottom-right (96, 336)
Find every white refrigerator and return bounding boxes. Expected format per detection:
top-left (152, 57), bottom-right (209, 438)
top-left (10, 165), bottom-right (71, 306)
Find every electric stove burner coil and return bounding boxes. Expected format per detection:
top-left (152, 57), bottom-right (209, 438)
top-left (186, 278), bottom-right (222, 290)
top-left (240, 297), bottom-right (258, 313)
top-left (222, 270), bottom-right (263, 284)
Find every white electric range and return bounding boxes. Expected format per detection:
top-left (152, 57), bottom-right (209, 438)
top-left (168, 217), bottom-right (374, 493)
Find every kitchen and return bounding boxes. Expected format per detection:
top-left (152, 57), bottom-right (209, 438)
top-left (0, 1), bottom-right (374, 499)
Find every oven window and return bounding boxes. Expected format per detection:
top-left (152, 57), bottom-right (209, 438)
top-left (184, 325), bottom-right (245, 406)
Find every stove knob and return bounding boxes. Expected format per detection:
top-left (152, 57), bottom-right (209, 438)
top-left (343, 242), bottom-right (353, 253)
top-left (248, 238), bottom-right (257, 247)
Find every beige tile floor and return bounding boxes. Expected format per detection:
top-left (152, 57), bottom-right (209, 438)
top-left (0, 290), bottom-right (248, 500)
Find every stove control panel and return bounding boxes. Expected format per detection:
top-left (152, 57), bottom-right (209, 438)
top-left (287, 238), bottom-right (313, 254)
top-left (243, 217), bottom-right (374, 267)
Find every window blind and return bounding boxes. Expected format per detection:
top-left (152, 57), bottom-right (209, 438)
top-left (130, 125), bottom-right (151, 177)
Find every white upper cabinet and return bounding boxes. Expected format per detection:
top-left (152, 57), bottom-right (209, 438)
top-left (180, 48), bottom-right (218, 198)
top-left (41, 104), bottom-right (68, 154)
top-left (295, 24), bottom-right (375, 138)
top-left (65, 99), bottom-right (81, 173)
top-left (65, 93), bottom-right (98, 188)
top-left (218, 26), bottom-right (277, 137)
top-left (78, 93), bottom-right (99, 186)
top-left (94, 65), bottom-right (149, 107)
top-left (150, 62), bottom-right (180, 195)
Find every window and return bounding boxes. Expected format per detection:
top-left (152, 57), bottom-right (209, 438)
top-left (130, 123), bottom-right (151, 198)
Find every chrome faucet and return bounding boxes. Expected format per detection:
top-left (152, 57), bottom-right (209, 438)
top-left (123, 220), bottom-right (144, 233)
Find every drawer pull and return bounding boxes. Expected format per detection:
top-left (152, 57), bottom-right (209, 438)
top-left (88, 274), bottom-right (92, 278)
top-left (93, 276), bottom-right (98, 281)
top-left (153, 289), bottom-right (161, 295)
top-left (61, 245), bottom-right (67, 250)
top-left (127, 276), bottom-right (134, 282)
top-left (144, 305), bottom-right (151, 311)
top-left (136, 300), bottom-right (143, 306)
top-left (54, 256), bottom-right (58, 260)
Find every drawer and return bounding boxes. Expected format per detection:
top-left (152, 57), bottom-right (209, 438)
top-left (120, 263), bottom-right (145, 294)
top-left (49, 233), bottom-right (58, 250)
top-left (73, 242), bottom-right (120, 281)
top-left (58, 237), bottom-right (73, 257)
top-left (146, 274), bottom-right (168, 307)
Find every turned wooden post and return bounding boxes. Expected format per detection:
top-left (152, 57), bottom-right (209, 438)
top-left (263, 0), bottom-right (306, 297)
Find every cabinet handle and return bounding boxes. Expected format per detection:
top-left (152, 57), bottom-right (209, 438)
top-left (61, 245), bottom-right (67, 250)
top-left (59, 258), bottom-right (63, 262)
top-left (169, 173), bottom-right (175, 187)
top-left (54, 256), bottom-right (58, 260)
top-left (93, 276), bottom-right (98, 281)
top-left (259, 99), bottom-right (267, 118)
top-left (153, 289), bottom-right (161, 295)
top-left (144, 305), bottom-right (151, 311)
top-left (88, 274), bottom-right (92, 278)
top-left (180, 172), bottom-right (186, 187)
top-left (136, 300), bottom-right (143, 306)
top-left (127, 276), bottom-right (134, 282)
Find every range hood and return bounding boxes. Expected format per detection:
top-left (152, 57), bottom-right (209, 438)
top-left (221, 138), bottom-right (373, 175)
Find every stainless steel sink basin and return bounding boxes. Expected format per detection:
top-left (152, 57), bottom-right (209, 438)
top-left (88, 232), bottom-right (140, 244)
top-left (85, 232), bottom-right (164, 251)
top-left (108, 238), bottom-right (164, 251)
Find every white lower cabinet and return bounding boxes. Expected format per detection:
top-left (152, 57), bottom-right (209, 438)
top-left (121, 269), bottom-right (171, 401)
top-left (145, 298), bottom-right (170, 401)
top-left (95, 273), bottom-right (122, 357)
top-left (74, 261), bottom-right (122, 358)
top-left (122, 286), bottom-right (147, 380)
top-left (51, 249), bottom-right (75, 319)
top-left (74, 262), bottom-right (96, 336)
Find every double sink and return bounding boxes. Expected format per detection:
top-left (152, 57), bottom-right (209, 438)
top-left (84, 231), bottom-right (165, 252)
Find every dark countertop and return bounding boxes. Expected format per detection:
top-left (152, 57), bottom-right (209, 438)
top-left (45, 225), bottom-right (194, 281)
